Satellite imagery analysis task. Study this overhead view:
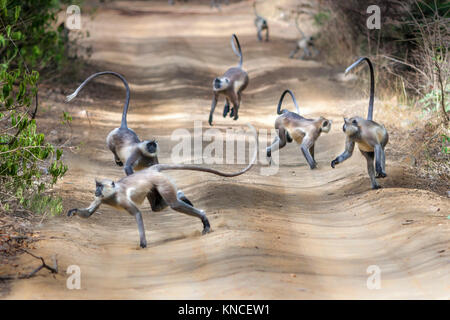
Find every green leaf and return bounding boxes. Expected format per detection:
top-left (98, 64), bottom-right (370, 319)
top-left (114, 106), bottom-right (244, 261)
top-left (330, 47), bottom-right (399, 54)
top-left (14, 6), bottom-right (21, 23)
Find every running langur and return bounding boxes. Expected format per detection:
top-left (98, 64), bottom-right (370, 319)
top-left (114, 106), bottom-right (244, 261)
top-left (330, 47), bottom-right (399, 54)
top-left (331, 57), bottom-right (389, 189)
top-left (209, 34), bottom-right (249, 126)
top-left (253, 1), bottom-right (269, 42)
top-left (266, 90), bottom-right (332, 169)
top-left (289, 14), bottom-right (319, 60)
top-left (66, 72), bottom-right (159, 176)
top-left (68, 124), bottom-right (258, 248)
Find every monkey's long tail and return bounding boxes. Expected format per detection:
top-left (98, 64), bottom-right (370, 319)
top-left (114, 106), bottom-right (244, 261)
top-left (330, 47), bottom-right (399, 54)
top-left (295, 15), bottom-right (306, 39)
top-left (65, 71), bottom-right (131, 128)
top-left (231, 34), bottom-right (243, 68)
top-left (277, 89), bottom-right (300, 115)
top-left (345, 57), bottom-right (374, 121)
top-left (154, 123), bottom-right (258, 177)
top-left (253, 1), bottom-right (258, 17)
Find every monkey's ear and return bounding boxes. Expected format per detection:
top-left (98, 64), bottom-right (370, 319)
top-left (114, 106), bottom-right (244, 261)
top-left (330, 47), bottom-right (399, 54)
top-left (343, 118), bottom-right (349, 123)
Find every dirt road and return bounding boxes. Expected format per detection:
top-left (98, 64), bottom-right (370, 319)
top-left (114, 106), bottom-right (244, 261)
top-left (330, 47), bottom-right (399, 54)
top-left (2, 1), bottom-right (449, 299)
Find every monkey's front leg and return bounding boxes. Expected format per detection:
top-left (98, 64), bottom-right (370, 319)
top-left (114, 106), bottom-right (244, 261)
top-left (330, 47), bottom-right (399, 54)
top-left (112, 151), bottom-right (123, 167)
top-left (67, 198), bottom-right (102, 218)
top-left (265, 27), bottom-right (269, 42)
top-left (289, 45), bottom-right (299, 59)
top-left (124, 151), bottom-right (139, 176)
top-left (374, 144), bottom-right (387, 178)
top-left (125, 204), bottom-right (147, 248)
top-left (331, 138), bottom-right (355, 168)
top-left (208, 94), bottom-right (218, 126)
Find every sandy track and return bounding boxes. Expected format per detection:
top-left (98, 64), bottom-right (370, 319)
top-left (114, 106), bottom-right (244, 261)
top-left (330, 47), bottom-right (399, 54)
top-left (2, 1), bottom-right (449, 299)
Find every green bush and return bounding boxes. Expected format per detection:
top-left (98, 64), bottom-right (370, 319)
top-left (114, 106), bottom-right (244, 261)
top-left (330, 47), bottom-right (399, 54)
top-left (0, 0), bottom-right (77, 216)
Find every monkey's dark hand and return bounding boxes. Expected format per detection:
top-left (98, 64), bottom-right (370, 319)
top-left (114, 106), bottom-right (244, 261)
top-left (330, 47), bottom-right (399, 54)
top-left (67, 209), bottom-right (77, 217)
top-left (208, 115), bottom-right (213, 126)
top-left (331, 159), bottom-right (338, 168)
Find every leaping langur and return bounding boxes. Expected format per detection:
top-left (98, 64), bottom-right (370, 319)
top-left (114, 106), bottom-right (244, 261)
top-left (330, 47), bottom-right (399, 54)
top-left (289, 14), bottom-right (319, 60)
top-left (267, 90), bottom-right (332, 169)
top-left (66, 72), bottom-right (159, 177)
top-left (209, 34), bottom-right (249, 126)
top-left (331, 57), bottom-right (389, 189)
top-left (68, 124), bottom-right (258, 248)
top-left (253, 1), bottom-right (269, 42)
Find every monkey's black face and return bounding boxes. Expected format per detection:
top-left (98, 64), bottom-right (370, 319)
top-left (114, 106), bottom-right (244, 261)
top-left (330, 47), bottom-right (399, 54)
top-left (343, 118), bottom-right (359, 136)
top-left (95, 182), bottom-right (104, 197)
top-left (321, 118), bottom-right (332, 133)
top-left (214, 78), bottom-right (222, 90)
top-left (213, 77), bottom-right (230, 91)
top-left (95, 179), bottom-right (115, 198)
top-left (146, 140), bottom-right (157, 154)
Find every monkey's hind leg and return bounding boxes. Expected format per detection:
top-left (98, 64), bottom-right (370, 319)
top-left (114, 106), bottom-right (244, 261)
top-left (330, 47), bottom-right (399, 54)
top-left (309, 144), bottom-right (316, 164)
top-left (360, 150), bottom-right (381, 189)
top-left (223, 99), bottom-right (230, 118)
top-left (147, 188), bottom-right (168, 212)
top-left (265, 27), bottom-right (269, 42)
top-left (300, 139), bottom-right (317, 169)
top-left (374, 144), bottom-right (387, 178)
top-left (231, 92), bottom-right (241, 121)
top-left (266, 127), bottom-right (288, 163)
top-left (286, 131), bottom-right (293, 143)
top-left (177, 190), bottom-right (194, 207)
top-left (289, 46), bottom-right (299, 59)
top-left (159, 187), bottom-right (210, 234)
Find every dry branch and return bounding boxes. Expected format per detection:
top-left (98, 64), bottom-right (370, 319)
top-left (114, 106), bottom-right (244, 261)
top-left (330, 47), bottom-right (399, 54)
top-left (0, 250), bottom-right (58, 281)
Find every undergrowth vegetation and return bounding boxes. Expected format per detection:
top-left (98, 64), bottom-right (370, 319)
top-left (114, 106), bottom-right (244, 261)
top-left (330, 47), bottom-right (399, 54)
top-left (0, 0), bottom-right (85, 218)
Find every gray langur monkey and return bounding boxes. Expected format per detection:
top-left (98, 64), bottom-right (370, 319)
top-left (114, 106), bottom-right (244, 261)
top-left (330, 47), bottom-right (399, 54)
top-left (211, 0), bottom-right (229, 8)
top-left (331, 57), bottom-right (389, 189)
top-left (209, 34), bottom-right (249, 126)
top-left (289, 15), bottom-right (319, 60)
top-left (266, 90), bottom-right (332, 169)
top-left (66, 72), bottom-right (159, 177)
top-left (68, 124), bottom-right (258, 248)
top-left (253, 1), bottom-right (269, 42)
